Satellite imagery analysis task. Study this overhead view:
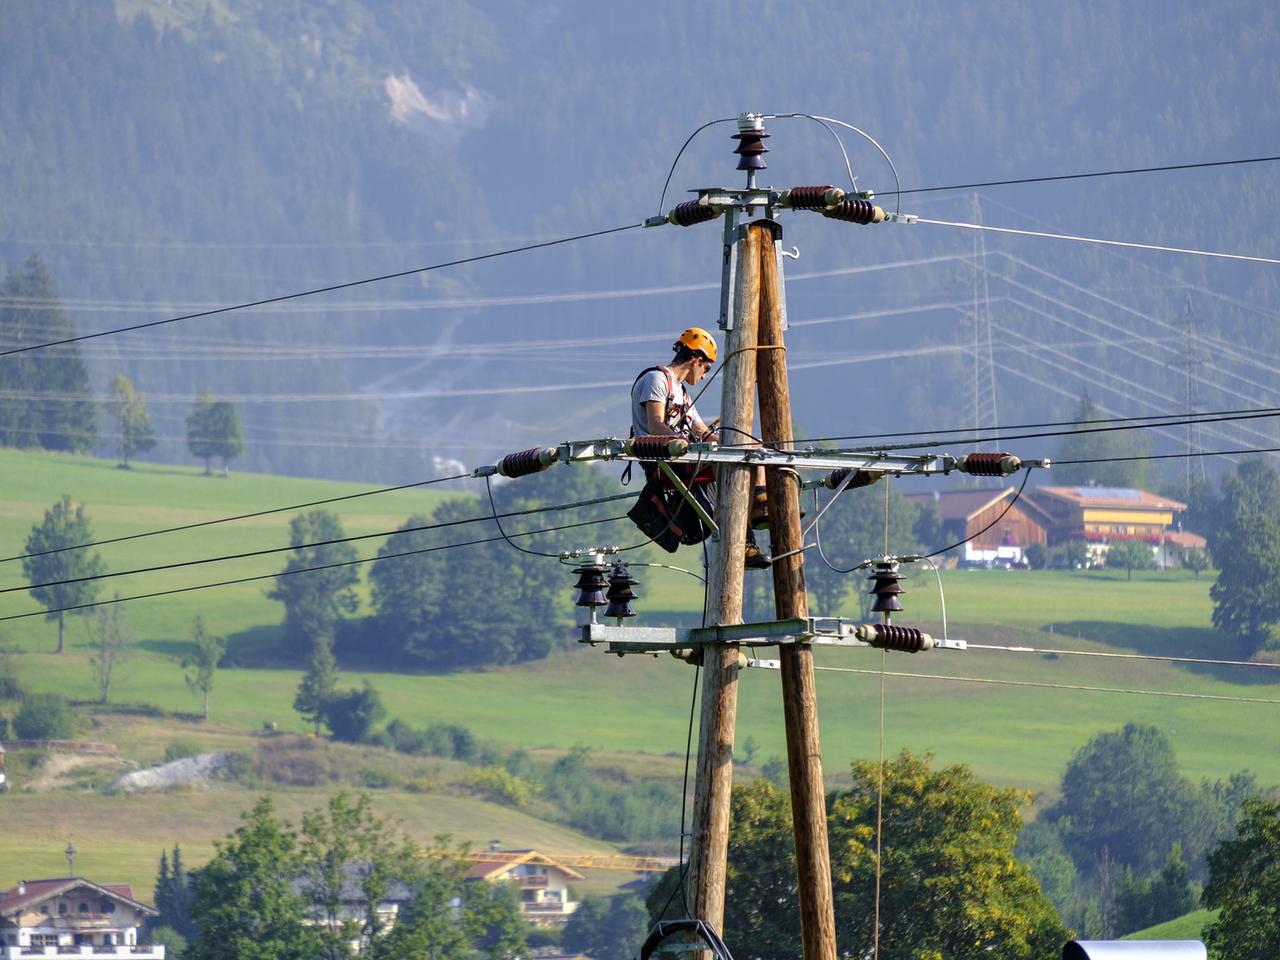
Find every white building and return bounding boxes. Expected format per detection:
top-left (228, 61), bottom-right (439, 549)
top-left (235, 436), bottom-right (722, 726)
top-left (0, 878), bottom-right (162, 960)
top-left (466, 851), bottom-right (583, 926)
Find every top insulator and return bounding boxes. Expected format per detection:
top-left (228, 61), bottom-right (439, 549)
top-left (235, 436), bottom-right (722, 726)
top-left (732, 114), bottom-right (769, 173)
top-left (867, 559), bottom-right (905, 614)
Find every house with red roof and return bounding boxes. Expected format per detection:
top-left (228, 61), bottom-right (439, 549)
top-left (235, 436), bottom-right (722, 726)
top-left (1024, 485), bottom-right (1199, 567)
top-left (466, 851), bottom-right (583, 926)
top-left (905, 487), bottom-right (1051, 565)
top-left (0, 878), bottom-right (161, 959)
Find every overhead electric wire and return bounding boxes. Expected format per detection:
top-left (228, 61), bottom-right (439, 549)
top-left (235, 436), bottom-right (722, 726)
top-left (0, 472), bottom-right (474, 564)
top-left (811, 665), bottom-right (1280, 705)
top-left (962, 641), bottom-right (1280, 671)
top-left (0, 513), bottom-right (628, 624)
top-left (1055, 445), bottom-right (1280, 465)
top-left (4, 489), bottom-right (637, 595)
top-left (917, 217), bottom-right (1280, 266)
top-left (0, 222), bottom-right (645, 357)
top-left (885, 155), bottom-right (1280, 197)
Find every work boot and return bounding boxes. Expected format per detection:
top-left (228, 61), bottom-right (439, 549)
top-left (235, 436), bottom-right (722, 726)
top-left (750, 486), bottom-right (770, 530)
top-left (744, 538), bottom-right (771, 570)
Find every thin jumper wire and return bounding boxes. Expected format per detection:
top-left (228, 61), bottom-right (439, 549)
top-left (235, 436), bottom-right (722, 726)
top-left (6, 489), bottom-right (637, 595)
top-left (964, 642), bottom-right (1280, 670)
top-left (1057, 446), bottom-right (1280, 465)
top-left (0, 472), bottom-right (475, 564)
top-left (812, 666), bottom-right (1280, 705)
top-left (0, 514), bottom-right (628, 624)
top-left (885, 154), bottom-right (1280, 197)
top-left (0, 222), bottom-right (644, 357)
top-left (916, 217), bottom-right (1280, 266)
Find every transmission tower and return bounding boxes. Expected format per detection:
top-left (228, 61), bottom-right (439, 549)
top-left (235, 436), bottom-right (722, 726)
top-left (1171, 290), bottom-right (1208, 495)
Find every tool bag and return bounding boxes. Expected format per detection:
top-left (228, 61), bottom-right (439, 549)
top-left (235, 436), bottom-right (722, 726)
top-left (627, 471), bottom-right (715, 552)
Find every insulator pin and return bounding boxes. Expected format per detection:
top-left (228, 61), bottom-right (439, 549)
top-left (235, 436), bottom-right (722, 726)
top-left (855, 622), bottom-right (934, 653)
top-left (627, 436), bottom-right (690, 460)
top-left (957, 452), bottom-right (1022, 477)
top-left (823, 468), bottom-right (883, 490)
top-left (781, 185), bottom-right (845, 210)
top-left (867, 559), bottom-right (904, 614)
top-left (822, 199), bottom-right (886, 225)
top-left (498, 447), bottom-right (559, 478)
top-left (572, 561), bottom-right (611, 608)
top-left (668, 198), bottom-right (722, 227)
top-left (604, 562), bottom-right (639, 620)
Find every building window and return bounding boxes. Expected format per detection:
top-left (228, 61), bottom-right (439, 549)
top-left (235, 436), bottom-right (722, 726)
top-left (40, 906), bottom-right (50, 915)
top-left (58, 903), bottom-right (68, 915)
top-left (78, 902), bottom-right (90, 914)
top-left (101, 902), bottom-right (116, 914)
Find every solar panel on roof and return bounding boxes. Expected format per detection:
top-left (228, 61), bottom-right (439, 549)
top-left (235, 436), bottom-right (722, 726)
top-left (1075, 487), bottom-right (1141, 500)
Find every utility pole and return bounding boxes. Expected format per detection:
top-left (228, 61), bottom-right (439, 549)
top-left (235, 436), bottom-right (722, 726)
top-left (757, 222), bottom-right (839, 960)
top-left (689, 217), bottom-right (761, 931)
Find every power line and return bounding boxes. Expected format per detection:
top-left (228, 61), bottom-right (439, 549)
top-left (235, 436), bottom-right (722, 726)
top-left (4, 489), bottom-right (636, 596)
top-left (0, 222), bottom-right (644, 358)
top-left (917, 217), bottom-right (1280, 266)
top-left (812, 665), bottom-right (1280, 705)
top-left (0, 513), bottom-right (627, 624)
top-left (1056, 445), bottom-right (1280, 465)
top-left (963, 641), bottom-right (1280, 671)
top-left (884, 154), bottom-right (1280, 197)
top-left (0, 472), bottom-right (475, 565)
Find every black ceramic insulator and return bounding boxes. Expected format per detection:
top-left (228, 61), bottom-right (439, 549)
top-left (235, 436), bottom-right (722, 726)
top-left (824, 468), bottom-right (882, 490)
top-left (822, 199), bottom-right (886, 224)
top-left (629, 436), bottom-right (686, 460)
top-left (573, 563), bottom-right (610, 608)
top-left (604, 562), bottom-right (639, 619)
top-left (785, 185), bottom-right (837, 210)
top-left (868, 562), bottom-right (905, 613)
top-left (864, 623), bottom-right (930, 653)
top-left (498, 447), bottom-right (555, 478)
top-left (668, 199), bottom-right (721, 227)
top-left (958, 452), bottom-right (1021, 477)
top-left (732, 130), bottom-right (770, 171)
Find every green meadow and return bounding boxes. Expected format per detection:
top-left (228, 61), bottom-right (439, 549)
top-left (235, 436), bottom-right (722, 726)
top-left (2, 447), bottom-right (1278, 896)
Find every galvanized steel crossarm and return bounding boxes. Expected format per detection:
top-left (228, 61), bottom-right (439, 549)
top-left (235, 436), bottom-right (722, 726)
top-left (579, 619), bottom-right (967, 654)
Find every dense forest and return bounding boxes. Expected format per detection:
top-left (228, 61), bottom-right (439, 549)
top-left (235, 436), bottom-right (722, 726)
top-left (2, 1), bottom-right (1277, 485)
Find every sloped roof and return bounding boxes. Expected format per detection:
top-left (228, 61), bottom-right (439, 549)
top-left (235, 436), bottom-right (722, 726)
top-left (1164, 531), bottom-right (1208, 549)
top-left (465, 851), bottom-right (585, 882)
top-left (906, 487), bottom-right (1054, 525)
top-left (1033, 486), bottom-right (1187, 510)
top-left (0, 878), bottom-right (154, 918)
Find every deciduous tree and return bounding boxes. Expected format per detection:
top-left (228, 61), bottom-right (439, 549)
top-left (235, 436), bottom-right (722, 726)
top-left (1104, 539), bottom-right (1156, 580)
top-left (186, 392), bottom-right (244, 476)
top-left (1206, 460), bottom-right (1280, 655)
top-left (1201, 798), bottom-right (1280, 959)
top-left (22, 495), bottom-right (105, 653)
top-left (110, 374), bottom-right (156, 468)
top-left (184, 616), bottom-right (225, 720)
top-left (87, 594), bottom-right (130, 704)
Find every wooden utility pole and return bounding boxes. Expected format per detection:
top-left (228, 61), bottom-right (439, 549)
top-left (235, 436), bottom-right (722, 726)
top-left (757, 221), bottom-right (839, 960)
top-left (689, 219), bottom-right (764, 932)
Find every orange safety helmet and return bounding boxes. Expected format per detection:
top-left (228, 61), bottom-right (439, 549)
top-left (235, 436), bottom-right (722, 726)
top-left (673, 327), bottom-right (718, 363)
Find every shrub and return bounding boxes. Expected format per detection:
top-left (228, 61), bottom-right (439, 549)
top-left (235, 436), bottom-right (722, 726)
top-left (320, 680), bottom-right (385, 743)
top-left (163, 739), bottom-right (201, 763)
top-left (423, 722), bottom-right (478, 762)
top-left (1024, 543), bottom-right (1049, 570)
top-left (13, 692), bottom-right (74, 739)
top-left (464, 766), bottom-right (538, 807)
top-left (0, 675), bottom-right (25, 700)
top-left (386, 718), bottom-right (428, 754)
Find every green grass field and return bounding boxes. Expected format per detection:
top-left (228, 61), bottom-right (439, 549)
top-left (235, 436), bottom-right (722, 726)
top-left (2, 448), bottom-right (1278, 899)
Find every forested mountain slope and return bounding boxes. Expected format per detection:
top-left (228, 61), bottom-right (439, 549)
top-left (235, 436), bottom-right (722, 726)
top-left (2, 1), bottom-right (1277, 483)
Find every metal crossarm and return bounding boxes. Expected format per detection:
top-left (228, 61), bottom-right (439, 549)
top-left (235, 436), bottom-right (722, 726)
top-left (580, 619), bottom-right (967, 654)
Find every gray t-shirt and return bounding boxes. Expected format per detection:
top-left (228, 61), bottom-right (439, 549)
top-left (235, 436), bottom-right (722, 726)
top-left (631, 367), bottom-right (703, 438)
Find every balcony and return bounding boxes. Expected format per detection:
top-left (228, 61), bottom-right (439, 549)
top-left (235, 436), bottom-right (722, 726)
top-left (517, 875), bottom-right (548, 889)
top-left (4, 947), bottom-right (164, 959)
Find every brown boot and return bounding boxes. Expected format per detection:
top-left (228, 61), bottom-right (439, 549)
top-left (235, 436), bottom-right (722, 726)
top-left (744, 539), bottom-right (771, 569)
top-left (750, 486), bottom-right (770, 530)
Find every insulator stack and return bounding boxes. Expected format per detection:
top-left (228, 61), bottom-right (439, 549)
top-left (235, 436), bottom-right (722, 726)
top-left (498, 447), bottom-right (558, 478)
top-left (957, 452), bottom-right (1022, 476)
top-left (781, 185), bottom-right (845, 210)
top-left (667, 198), bottom-right (722, 227)
top-left (855, 622), bottom-right (935, 653)
top-left (867, 559), bottom-right (904, 614)
top-left (823, 467), bottom-right (883, 490)
top-left (822, 199), bottom-right (886, 224)
top-left (732, 116), bottom-right (769, 172)
top-left (572, 561), bottom-right (610, 609)
top-left (604, 562), bottom-right (639, 620)
top-left (627, 436), bottom-right (690, 459)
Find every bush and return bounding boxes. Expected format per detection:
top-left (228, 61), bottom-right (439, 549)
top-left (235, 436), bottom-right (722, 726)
top-left (0, 675), bottom-right (25, 700)
top-left (423, 721), bottom-right (478, 762)
top-left (320, 680), bottom-right (386, 743)
top-left (385, 718), bottom-right (428, 754)
top-left (13, 692), bottom-right (74, 739)
top-left (163, 739), bottom-right (201, 763)
top-left (1024, 543), bottom-right (1049, 570)
top-left (464, 766), bottom-right (538, 806)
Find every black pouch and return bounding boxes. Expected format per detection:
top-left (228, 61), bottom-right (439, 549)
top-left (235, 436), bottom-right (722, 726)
top-left (627, 481), bottom-right (682, 553)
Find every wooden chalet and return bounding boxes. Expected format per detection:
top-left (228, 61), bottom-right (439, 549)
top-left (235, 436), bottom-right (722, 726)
top-left (906, 487), bottom-right (1050, 564)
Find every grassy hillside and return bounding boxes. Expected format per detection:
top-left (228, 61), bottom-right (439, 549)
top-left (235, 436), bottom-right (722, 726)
top-left (1124, 908), bottom-right (1215, 942)
top-left (2, 448), bottom-right (1278, 898)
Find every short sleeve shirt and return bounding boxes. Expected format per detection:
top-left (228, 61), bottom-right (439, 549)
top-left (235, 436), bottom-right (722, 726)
top-left (631, 367), bottom-right (702, 438)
